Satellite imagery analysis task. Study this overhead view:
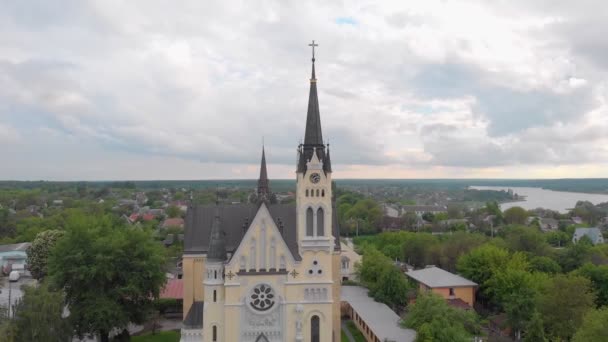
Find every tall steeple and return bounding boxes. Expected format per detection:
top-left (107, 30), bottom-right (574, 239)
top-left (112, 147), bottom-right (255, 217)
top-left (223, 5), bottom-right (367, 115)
top-left (298, 40), bottom-right (331, 174)
top-left (207, 206), bottom-right (226, 262)
top-left (304, 41), bottom-right (323, 146)
top-left (257, 145), bottom-right (270, 200)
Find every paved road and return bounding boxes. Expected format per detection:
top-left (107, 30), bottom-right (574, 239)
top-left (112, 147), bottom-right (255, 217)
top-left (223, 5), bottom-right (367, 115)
top-left (341, 321), bottom-right (356, 342)
top-left (0, 276), bottom-right (36, 316)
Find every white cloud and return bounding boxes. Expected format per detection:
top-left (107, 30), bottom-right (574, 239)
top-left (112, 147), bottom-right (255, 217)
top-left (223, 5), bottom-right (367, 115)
top-left (0, 0), bottom-right (607, 179)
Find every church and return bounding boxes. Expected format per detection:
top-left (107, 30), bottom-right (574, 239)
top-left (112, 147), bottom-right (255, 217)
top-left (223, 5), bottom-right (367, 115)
top-left (181, 44), bottom-right (341, 342)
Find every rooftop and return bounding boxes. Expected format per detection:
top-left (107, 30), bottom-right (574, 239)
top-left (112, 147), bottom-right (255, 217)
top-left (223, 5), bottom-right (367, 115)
top-left (341, 286), bottom-right (416, 342)
top-left (160, 279), bottom-right (183, 299)
top-left (406, 266), bottom-right (477, 288)
top-left (0, 242), bottom-right (31, 253)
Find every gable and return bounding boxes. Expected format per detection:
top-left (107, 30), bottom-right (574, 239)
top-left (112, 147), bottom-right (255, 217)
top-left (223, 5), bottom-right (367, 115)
top-left (228, 203), bottom-right (299, 272)
top-left (183, 203), bottom-right (301, 259)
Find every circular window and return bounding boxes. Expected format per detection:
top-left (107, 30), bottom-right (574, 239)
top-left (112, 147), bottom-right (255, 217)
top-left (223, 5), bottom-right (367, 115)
top-left (249, 284), bottom-right (275, 312)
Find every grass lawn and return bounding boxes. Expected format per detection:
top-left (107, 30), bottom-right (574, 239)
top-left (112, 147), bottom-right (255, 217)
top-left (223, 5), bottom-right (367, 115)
top-left (341, 330), bottom-right (350, 342)
top-left (345, 320), bottom-right (367, 342)
top-left (131, 330), bottom-right (180, 342)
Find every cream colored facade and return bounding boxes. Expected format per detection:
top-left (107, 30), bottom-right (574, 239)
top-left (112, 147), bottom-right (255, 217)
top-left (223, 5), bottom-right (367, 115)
top-left (181, 54), bottom-right (340, 342)
top-left (339, 242), bottom-right (361, 282)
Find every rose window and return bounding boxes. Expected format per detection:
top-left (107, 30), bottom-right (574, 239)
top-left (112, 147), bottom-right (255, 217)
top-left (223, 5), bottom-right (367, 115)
top-left (249, 284), bottom-right (275, 311)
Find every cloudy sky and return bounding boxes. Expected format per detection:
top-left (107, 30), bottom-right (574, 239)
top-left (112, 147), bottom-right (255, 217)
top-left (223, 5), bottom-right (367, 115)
top-left (1, 0), bottom-right (608, 180)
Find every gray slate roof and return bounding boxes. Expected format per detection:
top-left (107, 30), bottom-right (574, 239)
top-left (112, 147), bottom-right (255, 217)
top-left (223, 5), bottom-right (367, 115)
top-left (183, 301), bottom-right (204, 329)
top-left (406, 266), bottom-right (477, 288)
top-left (341, 286), bottom-right (416, 342)
top-left (184, 202), bottom-right (341, 260)
top-left (573, 227), bottom-right (604, 244)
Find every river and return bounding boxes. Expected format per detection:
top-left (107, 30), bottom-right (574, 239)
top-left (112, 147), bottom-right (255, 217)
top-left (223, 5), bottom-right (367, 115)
top-left (470, 186), bottom-right (608, 213)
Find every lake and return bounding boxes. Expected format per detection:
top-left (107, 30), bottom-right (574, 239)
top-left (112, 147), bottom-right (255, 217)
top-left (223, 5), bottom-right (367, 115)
top-left (470, 186), bottom-right (608, 213)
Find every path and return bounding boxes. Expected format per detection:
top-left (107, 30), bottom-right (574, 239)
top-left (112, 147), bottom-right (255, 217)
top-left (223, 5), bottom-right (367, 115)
top-left (341, 321), bottom-right (356, 342)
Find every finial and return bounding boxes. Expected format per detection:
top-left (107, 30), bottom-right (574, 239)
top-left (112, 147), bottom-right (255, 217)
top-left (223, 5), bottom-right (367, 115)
top-left (308, 40), bottom-right (318, 62)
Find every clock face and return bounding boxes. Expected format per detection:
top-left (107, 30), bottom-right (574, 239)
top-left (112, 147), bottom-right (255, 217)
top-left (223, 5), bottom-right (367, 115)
top-left (310, 172), bottom-right (321, 184)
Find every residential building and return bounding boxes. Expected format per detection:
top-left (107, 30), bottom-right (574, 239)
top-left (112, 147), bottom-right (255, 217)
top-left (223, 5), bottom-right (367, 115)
top-left (406, 266), bottom-right (478, 307)
top-left (181, 50), bottom-right (341, 342)
top-left (340, 242), bottom-right (361, 282)
top-left (163, 218), bottom-right (185, 229)
top-left (341, 286), bottom-right (415, 342)
top-left (573, 227), bottom-right (605, 245)
top-left (401, 205), bottom-right (447, 217)
top-left (0, 242), bottom-right (30, 269)
top-left (539, 218), bottom-right (559, 232)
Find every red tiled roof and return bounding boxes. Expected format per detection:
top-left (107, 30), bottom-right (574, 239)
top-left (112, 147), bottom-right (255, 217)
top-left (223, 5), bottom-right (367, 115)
top-left (162, 218), bottom-right (184, 228)
top-left (142, 213), bottom-right (156, 221)
top-left (160, 279), bottom-right (183, 299)
top-left (447, 298), bottom-right (471, 310)
top-left (129, 213), bottom-right (139, 222)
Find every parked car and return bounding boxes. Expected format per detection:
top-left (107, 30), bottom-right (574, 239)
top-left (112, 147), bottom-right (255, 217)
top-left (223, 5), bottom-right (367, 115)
top-left (9, 270), bottom-right (20, 282)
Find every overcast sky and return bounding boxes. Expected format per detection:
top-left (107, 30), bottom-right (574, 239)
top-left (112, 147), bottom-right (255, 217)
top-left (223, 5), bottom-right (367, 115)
top-left (1, 1), bottom-right (608, 180)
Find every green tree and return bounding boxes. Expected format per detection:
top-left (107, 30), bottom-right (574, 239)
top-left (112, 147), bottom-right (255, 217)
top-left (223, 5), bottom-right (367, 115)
top-left (529, 256), bottom-right (561, 274)
top-left (371, 266), bottom-right (410, 311)
top-left (403, 292), bottom-right (479, 342)
top-left (165, 205), bottom-right (181, 218)
top-left (457, 244), bottom-right (510, 296)
top-left (523, 311), bottom-right (547, 342)
top-left (402, 233), bottom-right (439, 268)
top-left (504, 207), bottom-right (528, 225)
top-left (545, 230), bottom-right (570, 247)
top-left (402, 211), bottom-right (419, 230)
top-left (574, 263), bottom-right (608, 307)
top-left (538, 274), bottom-right (595, 340)
top-left (503, 225), bottom-right (549, 256)
top-left (559, 240), bottom-right (593, 272)
top-left (7, 284), bottom-right (72, 342)
top-left (26, 230), bottom-right (65, 280)
top-left (48, 214), bottom-right (167, 342)
top-left (355, 247), bottom-right (392, 290)
top-left (437, 232), bottom-right (487, 272)
top-left (572, 307), bottom-right (608, 342)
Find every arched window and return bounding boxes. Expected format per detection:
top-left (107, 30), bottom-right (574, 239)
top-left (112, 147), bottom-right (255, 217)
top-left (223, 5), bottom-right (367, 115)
top-left (213, 290), bottom-right (217, 302)
top-left (311, 315), bottom-right (320, 342)
top-left (212, 325), bottom-right (217, 341)
top-left (306, 189), bottom-right (309, 197)
top-left (321, 189), bottom-right (325, 197)
top-left (317, 208), bottom-right (324, 236)
top-left (316, 189), bottom-right (319, 197)
top-left (214, 270), bottom-right (217, 279)
top-left (306, 207), bottom-right (314, 236)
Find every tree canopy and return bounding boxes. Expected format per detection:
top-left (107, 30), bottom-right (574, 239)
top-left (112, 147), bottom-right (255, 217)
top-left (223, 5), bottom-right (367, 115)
top-left (27, 229), bottom-right (65, 280)
top-left (403, 292), bottom-right (479, 342)
top-left (48, 213), bottom-right (167, 342)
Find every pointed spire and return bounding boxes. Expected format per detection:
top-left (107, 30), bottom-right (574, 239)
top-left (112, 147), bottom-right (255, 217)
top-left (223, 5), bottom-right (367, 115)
top-left (324, 143), bottom-right (332, 173)
top-left (207, 205), bottom-right (226, 262)
top-left (257, 145), bottom-right (270, 200)
top-left (298, 41), bottom-right (331, 174)
top-left (304, 40), bottom-right (323, 146)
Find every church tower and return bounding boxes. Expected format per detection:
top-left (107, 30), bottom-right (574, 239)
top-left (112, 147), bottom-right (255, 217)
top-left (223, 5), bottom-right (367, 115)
top-left (203, 206), bottom-right (226, 342)
top-left (295, 41), bottom-right (341, 342)
top-left (296, 41), bottom-right (333, 252)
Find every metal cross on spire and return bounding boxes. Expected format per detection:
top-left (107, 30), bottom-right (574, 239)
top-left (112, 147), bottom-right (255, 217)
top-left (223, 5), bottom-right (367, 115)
top-left (308, 40), bottom-right (318, 61)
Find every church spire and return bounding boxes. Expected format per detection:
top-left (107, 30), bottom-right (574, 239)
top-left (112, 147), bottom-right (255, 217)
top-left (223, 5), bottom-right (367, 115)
top-left (304, 40), bottom-right (323, 146)
top-left (207, 205), bottom-right (227, 262)
top-left (257, 145), bottom-right (270, 200)
top-left (298, 41), bottom-right (331, 174)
